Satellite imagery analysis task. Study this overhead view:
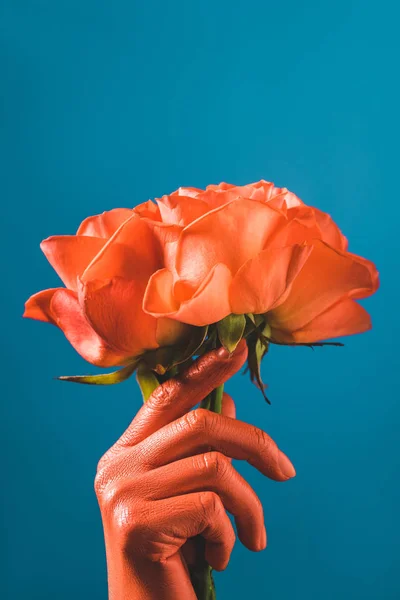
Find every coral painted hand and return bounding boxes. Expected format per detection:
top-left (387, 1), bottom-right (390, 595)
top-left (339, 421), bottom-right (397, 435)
top-left (95, 341), bottom-right (295, 600)
top-left (24, 179), bottom-right (379, 599)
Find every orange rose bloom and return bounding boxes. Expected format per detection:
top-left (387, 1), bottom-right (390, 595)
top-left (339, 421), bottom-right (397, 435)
top-left (23, 207), bottom-right (189, 367)
top-left (142, 180), bottom-right (379, 342)
top-left (24, 180), bottom-right (379, 367)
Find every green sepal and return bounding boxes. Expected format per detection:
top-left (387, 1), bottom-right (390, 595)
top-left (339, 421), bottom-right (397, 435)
top-left (245, 322), bottom-right (271, 403)
top-left (243, 315), bottom-right (256, 337)
top-left (136, 361), bottom-right (160, 402)
top-left (140, 326), bottom-right (208, 375)
top-left (195, 326), bottom-right (217, 358)
top-left (246, 313), bottom-right (264, 327)
top-left (57, 361), bottom-right (138, 385)
top-left (217, 314), bottom-right (246, 353)
top-left (244, 313), bottom-right (266, 338)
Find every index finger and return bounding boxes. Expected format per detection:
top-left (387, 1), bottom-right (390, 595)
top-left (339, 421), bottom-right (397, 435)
top-left (118, 340), bottom-right (247, 447)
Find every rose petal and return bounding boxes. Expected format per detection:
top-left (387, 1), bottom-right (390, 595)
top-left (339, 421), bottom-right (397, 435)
top-left (142, 268), bottom-right (179, 314)
top-left (155, 318), bottom-right (191, 347)
top-left (175, 198), bottom-right (285, 287)
top-left (270, 298), bottom-right (372, 343)
top-left (279, 189), bottom-right (304, 208)
top-left (204, 180), bottom-right (303, 209)
top-left (77, 208), bottom-right (134, 238)
top-left (195, 186), bottom-right (245, 210)
top-left (79, 277), bottom-right (159, 356)
top-left (143, 264), bottom-right (233, 326)
top-left (268, 240), bottom-right (377, 332)
top-left (41, 236), bottom-right (106, 291)
top-left (247, 180), bottom-right (278, 200)
top-left (265, 204), bottom-right (347, 250)
top-left (230, 244), bottom-right (313, 314)
top-left (50, 289), bottom-right (128, 367)
top-left (169, 263), bottom-right (232, 326)
top-left (156, 194), bottom-right (210, 226)
top-left (23, 288), bottom-right (61, 324)
top-left (81, 214), bottom-right (161, 284)
top-left (346, 253), bottom-right (380, 298)
top-left (262, 205), bottom-right (322, 249)
top-left (262, 192), bottom-right (289, 216)
top-left (171, 187), bottom-right (203, 198)
top-left (313, 208), bottom-right (348, 251)
top-left (144, 221), bottom-right (182, 273)
top-left (206, 182), bottom-right (236, 192)
top-left (133, 200), bottom-right (161, 221)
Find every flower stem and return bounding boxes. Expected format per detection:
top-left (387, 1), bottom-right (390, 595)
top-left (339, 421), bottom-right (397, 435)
top-left (209, 383), bottom-right (224, 414)
top-left (191, 381), bottom-right (224, 600)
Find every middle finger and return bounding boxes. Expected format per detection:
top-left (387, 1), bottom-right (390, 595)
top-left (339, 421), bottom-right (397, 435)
top-left (135, 408), bottom-right (296, 481)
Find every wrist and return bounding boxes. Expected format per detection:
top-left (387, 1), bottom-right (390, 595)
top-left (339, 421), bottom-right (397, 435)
top-left (103, 533), bottom-right (196, 600)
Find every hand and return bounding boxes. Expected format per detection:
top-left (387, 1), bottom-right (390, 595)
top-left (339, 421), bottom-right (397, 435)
top-left (95, 340), bottom-right (296, 600)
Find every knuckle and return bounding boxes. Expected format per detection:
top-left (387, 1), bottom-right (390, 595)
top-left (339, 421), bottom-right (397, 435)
top-left (111, 503), bottom-right (140, 548)
top-left (94, 463), bottom-right (108, 496)
top-left (192, 451), bottom-right (229, 480)
top-left (96, 454), bottom-right (108, 473)
top-left (94, 447), bottom-right (128, 495)
top-left (199, 491), bottom-right (223, 519)
top-left (253, 426), bottom-right (272, 451)
top-left (94, 450), bottom-right (139, 497)
top-left (204, 451), bottom-right (229, 478)
top-left (184, 407), bottom-right (208, 432)
top-left (147, 380), bottom-right (179, 411)
top-left (95, 465), bottom-right (141, 513)
top-left (180, 351), bottom-right (229, 385)
top-left (96, 477), bottom-right (126, 515)
top-left (180, 358), bottom-right (204, 381)
top-left (107, 493), bottom-right (147, 548)
top-left (94, 467), bottom-right (151, 555)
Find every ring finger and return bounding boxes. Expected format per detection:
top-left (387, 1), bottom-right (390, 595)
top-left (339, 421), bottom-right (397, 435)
top-left (136, 450), bottom-right (266, 551)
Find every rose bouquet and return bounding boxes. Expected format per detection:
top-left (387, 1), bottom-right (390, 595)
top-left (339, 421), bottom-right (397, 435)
top-left (24, 180), bottom-right (379, 599)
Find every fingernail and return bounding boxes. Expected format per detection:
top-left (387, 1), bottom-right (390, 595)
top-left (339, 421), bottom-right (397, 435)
top-left (217, 339), bottom-right (246, 359)
top-left (258, 525), bottom-right (267, 550)
top-left (278, 451), bottom-right (296, 479)
top-left (217, 346), bottom-right (230, 358)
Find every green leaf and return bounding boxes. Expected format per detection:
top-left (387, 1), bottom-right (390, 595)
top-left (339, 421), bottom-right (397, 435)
top-left (244, 313), bottom-right (267, 338)
top-left (243, 315), bottom-right (256, 337)
top-left (136, 361), bottom-right (160, 402)
top-left (246, 313), bottom-right (264, 327)
top-left (195, 326), bottom-right (217, 358)
top-left (57, 361), bottom-right (138, 385)
top-left (217, 314), bottom-right (246, 353)
top-left (141, 326), bottom-right (208, 374)
top-left (245, 325), bottom-right (271, 404)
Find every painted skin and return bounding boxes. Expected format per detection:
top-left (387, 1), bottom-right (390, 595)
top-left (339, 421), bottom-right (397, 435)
top-left (95, 340), bottom-right (296, 599)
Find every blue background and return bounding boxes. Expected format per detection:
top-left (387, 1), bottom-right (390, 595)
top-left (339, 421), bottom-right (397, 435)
top-left (1, 1), bottom-right (399, 598)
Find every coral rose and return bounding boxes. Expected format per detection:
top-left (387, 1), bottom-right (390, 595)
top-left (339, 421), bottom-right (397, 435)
top-left (24, 180), bottom-right (379, 367)
top-left (142, 180), bottom-right (379, 342)
top-left (23, 208), bottom-right (190, 367)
